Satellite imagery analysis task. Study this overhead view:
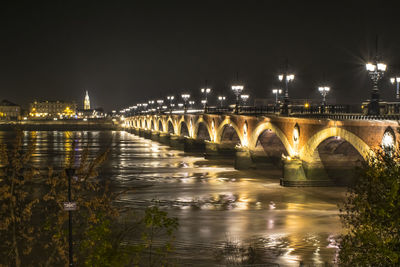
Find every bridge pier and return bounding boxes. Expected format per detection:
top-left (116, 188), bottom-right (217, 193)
top-left (144, 129), bottom-right (152, 139)
top-left (234, 147), bottom-right (253, 170)
top-left (138, 128), bottom-right (145, 137)
top-left (170, 135), bottom-right (185, 150)
top-left (150, 131), bottom-right (160, 141)
top-left (184, 137), bottom-right (205, 152)
top-left (281, 158), bottom-right (334, 186)
top-left (158, 132), bottom-right (170, 145)
top-left (132, 128), bottom-right (139, 135)
top-left (204, 142), bottom-right (236, 159)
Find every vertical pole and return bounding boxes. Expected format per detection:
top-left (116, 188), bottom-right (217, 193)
top-left (397, 81), bottom-right (399, 100)
top-left (66, 168), bottom-right (74, 267)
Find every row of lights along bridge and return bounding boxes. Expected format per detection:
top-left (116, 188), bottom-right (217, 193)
top-left (120, 60), bottom-right (400, 117)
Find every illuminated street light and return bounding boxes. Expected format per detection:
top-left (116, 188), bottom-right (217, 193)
top-left (278, 70), bottom-right (295, 115)
top-left (241, 94), bottom-right (249, 106)
top-left (181, 94), bottom-right (190, 113)
top-left (390, 77), bottom-right (400, 100)
top-left (318, 86), bottom-right (330, 106)
top-left (189, 100), bottom-right (195, 108)
top-left (231, 85), bottom-right (244, 114)
top-left (201, 88), bottom-right (211, 109)
top-left (167, 95), bottom-right (175, 111)
top-left (218, 96), bottom-right (226, 107)
top-left (366, 58), bottom-right (387, 115)
top-left (272, 89), bottom-right (282, 105)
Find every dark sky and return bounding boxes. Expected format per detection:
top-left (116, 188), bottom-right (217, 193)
top-left (1, 1), bottom-right (399, 111)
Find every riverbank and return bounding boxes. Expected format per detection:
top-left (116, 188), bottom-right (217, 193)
top-left (0, 119), bottom-right (119, 131)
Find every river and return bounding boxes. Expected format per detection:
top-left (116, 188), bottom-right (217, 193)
top-left (1, 130), bottom-right (345, 266)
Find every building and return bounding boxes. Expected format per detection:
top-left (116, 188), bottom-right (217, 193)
top-left (77, 107), bottom-right (106, 118)
top-left (84, 91), bottom-right (90, 110)
top-left (29, 100), bottom-right (77, 118)
top-left (0, 99), bottom-right (21, 120)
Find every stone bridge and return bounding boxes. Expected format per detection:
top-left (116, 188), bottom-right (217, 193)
top-left (123, 114), bottom-right (399, 186)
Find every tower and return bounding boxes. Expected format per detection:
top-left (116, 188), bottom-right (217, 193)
top-left (84, 91), bottom-right (90, 110)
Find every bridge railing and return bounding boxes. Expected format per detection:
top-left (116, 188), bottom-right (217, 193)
top-left (289, 113), bottom-right (400, 120)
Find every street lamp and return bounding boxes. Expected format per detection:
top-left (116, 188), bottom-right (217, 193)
top-left (231, 85), bottom-right (244, 114)
top-left (201, 100), bottom-right (207, 109)
top-left (156, 100), bottom-right (164, 114)
top-left (366, 59), bottom-right (387, 115)
top-left (201, 88), bottom-right (211, 109)
top-left (390, 77), bottom-right (400, 100)
top-left (189, 100), bottom-right (195, 109)
top-left (318, 86), bottom-right (330, 106)
top-left (142, 103), bottom-right (148, 113)
top-left (167, 96), bottom-right (175, 113)
top-left (218, 96), bottom-right (226, 107)
top-left (241, 94), bottom-right (249, 106)
top-left (181, 94), bottom-right (190, 113)
top-left (65, 168), bottom-right (76, 267)
top-left (272, 89), bottom-right (282, 106)
top-left (278, 73), bottom-right (295, 115)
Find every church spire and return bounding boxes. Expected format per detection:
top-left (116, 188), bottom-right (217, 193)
top-left (84, 90), bottom-right (90, 110)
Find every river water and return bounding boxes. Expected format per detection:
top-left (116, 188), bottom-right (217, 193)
top-left (1, 130), bottom-right (346, 266)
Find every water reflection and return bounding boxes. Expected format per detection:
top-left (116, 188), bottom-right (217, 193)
top-left (0, 130), bottom-right (345, 265)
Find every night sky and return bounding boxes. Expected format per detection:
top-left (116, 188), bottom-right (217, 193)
top-left (1, 1), bottom-right (399, 111)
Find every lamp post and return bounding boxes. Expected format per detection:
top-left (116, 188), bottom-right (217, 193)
top-left (181, 94), bottom-right (190, 113)
top-left (201, 88), bottom-right (211, 110)
top-left (231, 85), bottom-right (244, 114)
top-left (278, 73), bottom-right (295, 115)
top-left (318, 86), bottom-right (330, 106)
top-left (189, 100), bottom-right (195, 109)
top-left (390, 77), bottom-right (400, 100)
top-left (167, 96), bottom-right (175, 113)
top-left (241, 94), bottom-right (249, 106)
top-left (142, 103), bottom-right (148, 114)
top-left (272, 89), bottom-right (282, 109)
top-left (201, 100), bottom-right (207, 111)
top-left (156, 100), bottom-right (164, 114)
top-left (366, 59), bottom-right (387, 115)
top-left (65, 168), bottom-right (76, 267)
top-left (218, 96), bottom-right (226, 107)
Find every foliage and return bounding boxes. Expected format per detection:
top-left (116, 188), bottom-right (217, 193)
top-left (0, 130), bottom-right (38, 267)
top-left (338, 149), bottom-right (400, 266)
top-left (0, 131), bottom-right (179, 267)
top-left (134, 205), bottom-right (179, 267)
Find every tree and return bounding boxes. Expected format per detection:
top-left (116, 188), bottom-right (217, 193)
top-left (0, 131), bottom-right (179, 266)
top-left (135, 205), bottom-right (179, 267)
top-left (338, 149), bottom-right (400, 266)
top-left (0, 130), bottom-right (38, 267)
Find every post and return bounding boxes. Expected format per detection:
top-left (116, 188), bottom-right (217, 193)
top-left (65, 168), bottom-right (75, 267)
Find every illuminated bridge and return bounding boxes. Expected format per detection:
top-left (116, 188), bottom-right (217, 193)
top-left (122, 111), bottom-right (399, 186)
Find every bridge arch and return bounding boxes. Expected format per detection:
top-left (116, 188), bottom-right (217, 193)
top-left (249, 122), bottom-right (293, 156)
top-left (216, 119), bottom-right (243, 145)
top-left (167, 120), bottom-right (175, 134)
top-left (194, 120), bottom-right (212, 141)
top-left (179, 121), bottom-right (190, 137)
top-left (158, 119), bottom-right (164, 132)
top-left (150, 119), bottom-right (155, 130)
top-left (300, 127), bottom-right (372, 163)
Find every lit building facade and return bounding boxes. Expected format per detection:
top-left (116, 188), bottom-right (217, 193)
top-left (84, 91), bottom-right (90, 110)
top-left (29, 100), bottom-right (77, 118)
top-left (0, 100), bottom-right (21, 120)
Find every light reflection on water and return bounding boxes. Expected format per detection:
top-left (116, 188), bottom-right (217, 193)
top-left (0, 130), bottom-right (345, 266)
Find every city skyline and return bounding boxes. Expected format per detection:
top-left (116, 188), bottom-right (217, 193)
top-left (1, 1), bottom-right (400, 111)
